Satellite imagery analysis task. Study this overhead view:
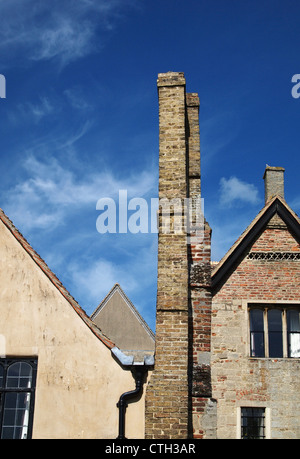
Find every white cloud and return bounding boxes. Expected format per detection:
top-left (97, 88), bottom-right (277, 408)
top-left (30, 15), bottom-right (96, 65)
top-left (289, 196), bottom-right (300, 212)
top-left (15, 97), bottom-right (55, 123)
top-left (67, 236), bottom-right (157, 322)
top-left (70, 258), bottom-right (138, 306)
top-left (0, 0), bottom-right (136, 67)
top-left (63, 88), bottom-right (93, 111)
top-left (219, 176), bottom-right (260, 207)
top-left (3, 150), bottom-right (157, 232)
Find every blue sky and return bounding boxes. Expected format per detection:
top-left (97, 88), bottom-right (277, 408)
top-left (0, 0), bottom-right (299, 333)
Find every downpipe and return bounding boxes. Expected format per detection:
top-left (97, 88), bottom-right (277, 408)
top-left (116, 366), bottom-right (146, 440)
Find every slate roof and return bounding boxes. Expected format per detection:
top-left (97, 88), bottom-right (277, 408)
top-left (0, 207), bottom-right (115, 350)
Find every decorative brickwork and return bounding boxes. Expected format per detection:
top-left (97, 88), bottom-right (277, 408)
top-left (247, 251), bottom-right (300, 261)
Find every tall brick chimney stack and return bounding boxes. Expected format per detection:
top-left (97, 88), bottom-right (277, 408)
top-left (145, 72), bottom-right (213, 439)
top-left (263, 165), bottom-right (285, 203)
top-left (145, 72), bottom-right (190, 439)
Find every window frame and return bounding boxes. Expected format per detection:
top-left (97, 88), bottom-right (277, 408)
top-left (0, 358), bottom-right (38, 439)
top-left (240, 407), bottom-right (266, 439)
top-left (248, 303), bottom-right (300, 359)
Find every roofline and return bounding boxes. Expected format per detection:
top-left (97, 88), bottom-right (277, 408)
top-left (91, 283), bottom-right (155, 341)
top-left (0, 208), bottom-right (115, 350)
top-left (211, 196), bottom-right (300, 292)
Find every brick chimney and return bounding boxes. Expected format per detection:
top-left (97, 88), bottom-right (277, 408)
top-left (145, 72), bottom-right (190, 439)
top-left (263, 165), bottom-right (285, 203)
top-left (145, 72), bottom-right (213, 439)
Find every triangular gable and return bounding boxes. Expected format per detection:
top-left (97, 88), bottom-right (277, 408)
top-left (0, 207), bottom-right (115, 350)
top-left (212, 196), bottom-right (300, 291)
top-left (91, 283), bottom-right (155, 350)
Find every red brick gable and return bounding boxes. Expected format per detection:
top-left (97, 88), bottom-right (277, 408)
top-left (212, 196), bottom-right (300, 294)
top-left (251, 217), bottom-right (300, 253)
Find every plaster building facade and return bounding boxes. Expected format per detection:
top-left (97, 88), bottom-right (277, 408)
top-left (0, 209), bottom-right (152, 439)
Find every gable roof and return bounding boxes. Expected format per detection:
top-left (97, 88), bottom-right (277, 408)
top-left (0, 207), bottom-right (115, 350)
top-left (91, 283), bottom-right (155, 347)
top-left (211, 196), bottom-right (300, 291)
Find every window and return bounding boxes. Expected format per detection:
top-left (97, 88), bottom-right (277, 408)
top-left (268, 309), bottom-right (283, 358)
top-left (249, 305), bottom-right (300, 358)
top-left (250, 309), bottom-right (265, 357)
top-left (0, 359), bottom-right (37, 439)
top-left (287, 310), bottom-right (300, 357)
top-left (241, 407), bottom-right (265, 439)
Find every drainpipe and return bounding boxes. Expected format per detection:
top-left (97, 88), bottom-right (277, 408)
top-left (116, 365), bottom-right (146, 440)
top-left (111, 347), bottom-right (154, 440)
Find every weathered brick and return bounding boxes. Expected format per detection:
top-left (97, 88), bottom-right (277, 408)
top-left (145, 72), bottom-right (213, 439)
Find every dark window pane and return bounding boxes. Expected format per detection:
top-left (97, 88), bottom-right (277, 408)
top-left (1, 427), bottom-right (14, 439)
top-left (268, 309), bottom-right (282, 331)
top-left (0, 364), bottom-right (3, 388)
top-left (287, 310), bottom-right (300, 357)
top-left (241, 407), bottom-right (265, 439)
top-left (1, 392), bottom-right (31, 439)
top-left (4, 392), bottom-right (17, 408)
top-left (268, 310), bottom-right (283, 358)
top-left (3, 407), bottom-right (16, 425)
top-left (287, 311), bottom-right (300, 357)
top-left (6, 362), bottom-right (32, 389)
top-left (250, 309), bottom-right (265, 357)
top-left (287, 310), bottom-right (300, 332)
top-left (250, 332), bottom-right (265, 357)
top-left (250, 309), bottom-right (264, 331)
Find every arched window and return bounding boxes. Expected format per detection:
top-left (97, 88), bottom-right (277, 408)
top-left (0, 359), bottom-right (37, 439)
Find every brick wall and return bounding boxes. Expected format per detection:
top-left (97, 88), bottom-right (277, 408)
top-left (211, 213), bottom-right (300, 438)
top-left (189, 221), bottom-right (216, 438)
